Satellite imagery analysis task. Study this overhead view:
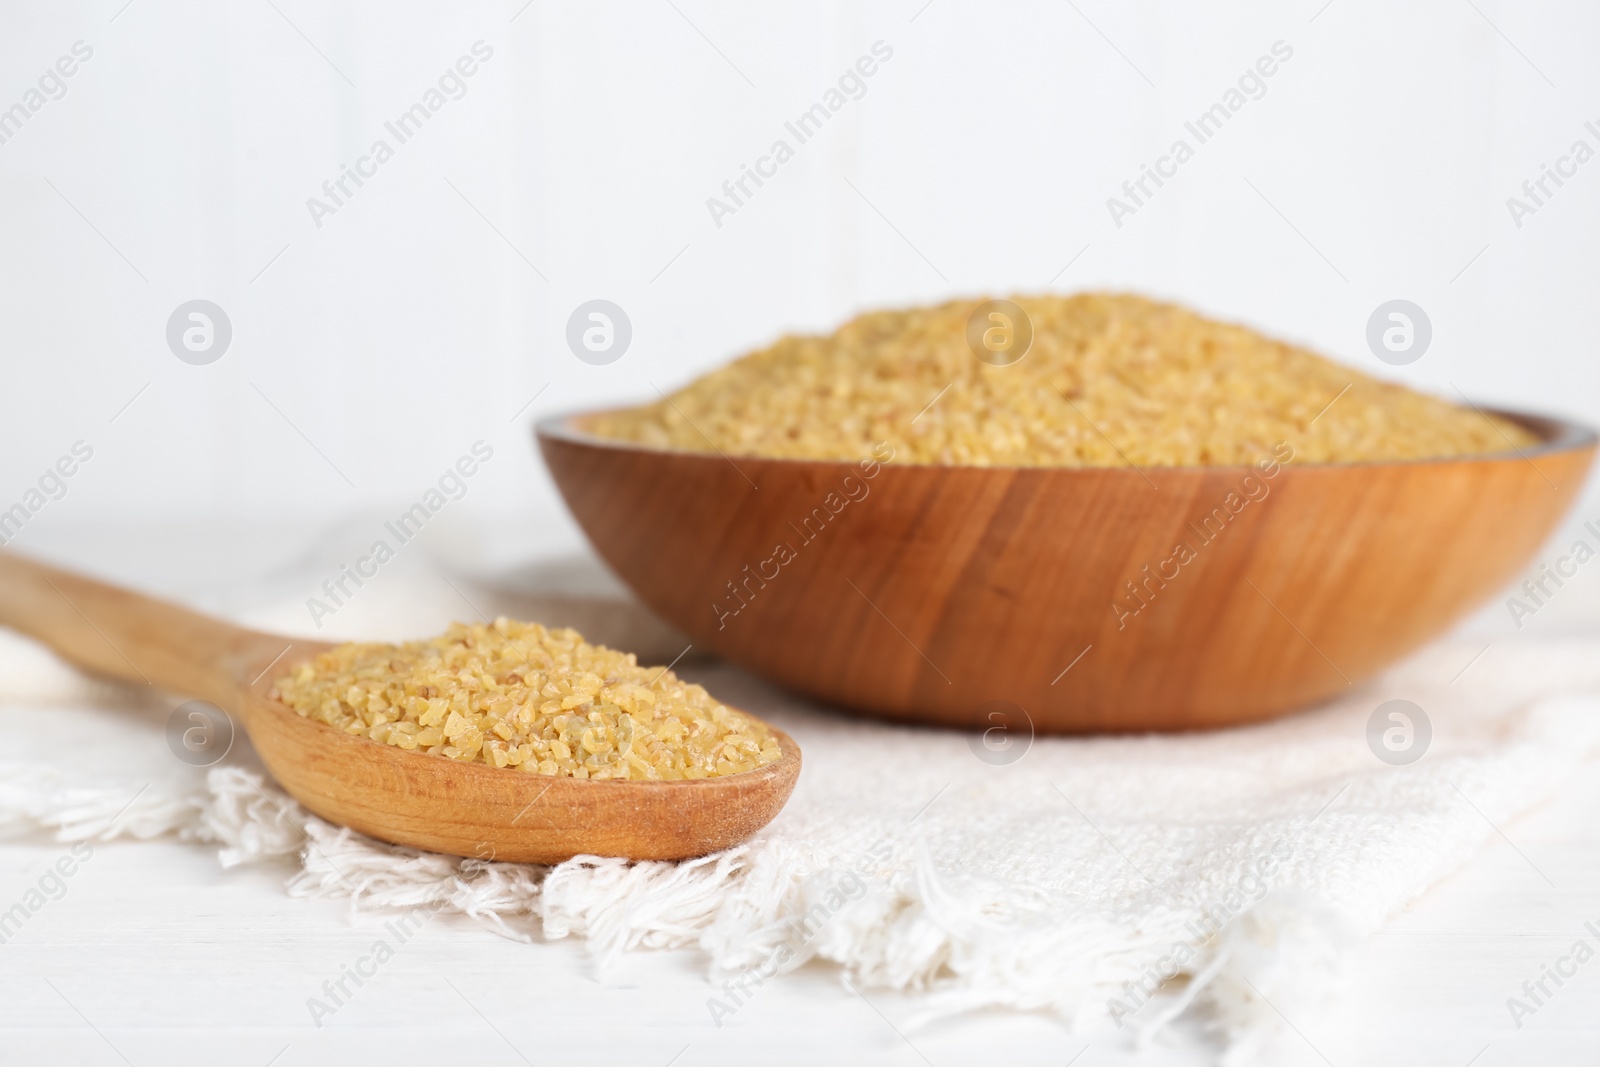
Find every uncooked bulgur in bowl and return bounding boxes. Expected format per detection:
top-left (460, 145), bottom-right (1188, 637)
top-left (538, 293), bottom-right (1595, 732)
top-left (586, 293), bottom-right (1535, 469)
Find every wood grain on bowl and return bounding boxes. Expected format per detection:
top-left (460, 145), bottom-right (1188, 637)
top-left (540, 411), bottom-right (1595, 732)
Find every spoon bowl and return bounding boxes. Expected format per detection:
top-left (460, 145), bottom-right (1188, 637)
top-left (0, 553), bottom-right (800, 863)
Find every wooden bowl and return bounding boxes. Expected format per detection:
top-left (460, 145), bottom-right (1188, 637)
top-left (538, 411), bottom-right (1595, 732)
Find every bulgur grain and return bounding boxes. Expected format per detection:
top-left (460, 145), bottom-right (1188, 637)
top-left (270, 618), bottom-right (781, 780)
top-left (588, 293), bottom-right (1536, 467)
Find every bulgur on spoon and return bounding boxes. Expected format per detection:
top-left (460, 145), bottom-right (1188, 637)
top-left (0, 552), bottom-right (801, 863)
top-left (270, 618), bottom-right (782, 781)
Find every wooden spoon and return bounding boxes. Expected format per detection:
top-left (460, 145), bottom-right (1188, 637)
top-left (0, 551), bottom-right (801, 863)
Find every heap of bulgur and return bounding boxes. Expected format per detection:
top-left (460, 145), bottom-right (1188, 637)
top-left (270, 618), bottom-right (781, 780)
top-left (589, 293), bottom-right (1535, 467)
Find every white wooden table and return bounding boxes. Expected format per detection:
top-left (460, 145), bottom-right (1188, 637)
top-left (1, 520), bottom-right (1596, 1066)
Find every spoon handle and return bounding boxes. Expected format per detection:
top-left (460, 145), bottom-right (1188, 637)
top-left (0, 550), bottom-right (286, 709)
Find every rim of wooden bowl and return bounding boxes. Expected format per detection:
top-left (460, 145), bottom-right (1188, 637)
top-left (536, 405), bottom-right (1596, 471)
